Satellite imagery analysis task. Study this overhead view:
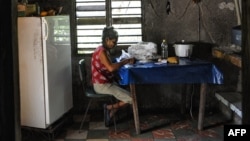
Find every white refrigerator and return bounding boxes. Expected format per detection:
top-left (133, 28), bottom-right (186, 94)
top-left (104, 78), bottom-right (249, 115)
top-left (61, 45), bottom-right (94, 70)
top-left (18, 16), bottom-right (73, 129)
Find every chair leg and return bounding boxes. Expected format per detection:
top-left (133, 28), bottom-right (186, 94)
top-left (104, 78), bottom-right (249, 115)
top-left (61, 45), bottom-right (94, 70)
top-left (110, 98), bottom-right (117, 133)
top-left (112, 111), bottom-right (117, 133)
top-left (79, 99), bottom-right (92, 133)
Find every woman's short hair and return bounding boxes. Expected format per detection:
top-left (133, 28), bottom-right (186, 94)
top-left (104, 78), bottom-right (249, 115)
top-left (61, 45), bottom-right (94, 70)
top-left (102, 26), bottom-right (118, 44)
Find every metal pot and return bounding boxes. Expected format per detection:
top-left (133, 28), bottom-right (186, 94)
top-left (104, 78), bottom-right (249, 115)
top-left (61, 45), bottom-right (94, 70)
top-left (173, 40), bottom-right (194, 57)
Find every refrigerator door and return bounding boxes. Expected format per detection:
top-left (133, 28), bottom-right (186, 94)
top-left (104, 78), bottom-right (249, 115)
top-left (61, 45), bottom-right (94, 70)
top-left (18, 17), bottom-right (47, 128)
top-left (18, 16), bottom-right (72, 129)
top-left (43, 16), bottom-right (73, 126)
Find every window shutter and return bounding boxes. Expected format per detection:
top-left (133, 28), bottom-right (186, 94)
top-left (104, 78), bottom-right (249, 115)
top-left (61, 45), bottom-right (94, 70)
top-left (76, 0), bottom-right (142, 54)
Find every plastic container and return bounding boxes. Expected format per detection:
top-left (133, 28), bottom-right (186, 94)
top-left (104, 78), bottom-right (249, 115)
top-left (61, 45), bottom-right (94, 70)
top-left (231, 25), bottom-right (241, 46)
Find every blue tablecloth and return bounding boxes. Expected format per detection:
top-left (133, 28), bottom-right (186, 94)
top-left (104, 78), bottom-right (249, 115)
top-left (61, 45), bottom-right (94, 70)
top-left (118, 58), bottom-right (223, 85)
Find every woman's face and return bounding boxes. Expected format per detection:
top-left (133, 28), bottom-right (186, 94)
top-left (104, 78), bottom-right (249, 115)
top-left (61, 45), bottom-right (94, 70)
top-left (105, 38), bottom-right (117, 49)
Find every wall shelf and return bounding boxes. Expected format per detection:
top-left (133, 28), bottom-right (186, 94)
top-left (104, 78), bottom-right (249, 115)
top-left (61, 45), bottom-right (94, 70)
top-left (212, 47), bottom-right (242, 68)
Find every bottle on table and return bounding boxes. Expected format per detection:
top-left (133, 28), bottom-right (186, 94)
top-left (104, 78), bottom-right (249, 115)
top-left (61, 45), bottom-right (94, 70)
top-left (161, 39), bottom-right (168, 59)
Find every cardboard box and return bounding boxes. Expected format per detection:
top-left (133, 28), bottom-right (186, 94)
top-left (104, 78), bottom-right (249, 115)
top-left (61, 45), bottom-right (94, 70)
top-left (17, 4), bottom-right (26, 17)
top-left (26, 4), bottom-right (36, 16)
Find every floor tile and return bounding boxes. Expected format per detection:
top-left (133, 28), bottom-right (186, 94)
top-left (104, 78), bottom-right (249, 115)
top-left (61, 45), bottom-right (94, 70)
top-left (87, 130), bottom-right (109, 139)
top-left (152, 129), bottom-right (175, 139)
top-left (21, 110), bottom-right (226, 141)
top-left (65, 130), bottom-right (87, 139)
top-left (109, 129), bottom-right (131, 139)
top-left (89, 121), bottom-right (108, 130)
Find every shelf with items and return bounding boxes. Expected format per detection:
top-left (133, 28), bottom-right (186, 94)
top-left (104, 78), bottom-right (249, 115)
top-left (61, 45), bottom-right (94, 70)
top-left (212, 47), bottom-right (241, 68)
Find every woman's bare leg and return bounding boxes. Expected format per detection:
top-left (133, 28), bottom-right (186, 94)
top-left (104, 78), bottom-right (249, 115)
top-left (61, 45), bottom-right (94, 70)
top-left (106, 101), bottom-right (129, 117)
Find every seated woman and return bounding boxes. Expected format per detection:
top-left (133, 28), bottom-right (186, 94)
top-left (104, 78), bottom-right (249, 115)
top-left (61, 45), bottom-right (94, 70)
top-left (91, 26), bottom-right (134, 126)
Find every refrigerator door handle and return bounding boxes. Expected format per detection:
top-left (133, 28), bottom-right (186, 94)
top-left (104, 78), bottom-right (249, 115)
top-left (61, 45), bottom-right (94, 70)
top-left (42, 18), bottom-right (49, 41)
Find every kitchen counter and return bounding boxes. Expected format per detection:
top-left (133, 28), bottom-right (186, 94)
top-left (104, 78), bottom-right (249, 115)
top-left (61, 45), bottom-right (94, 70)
top-left (212, 47), bottom-right (242, 68)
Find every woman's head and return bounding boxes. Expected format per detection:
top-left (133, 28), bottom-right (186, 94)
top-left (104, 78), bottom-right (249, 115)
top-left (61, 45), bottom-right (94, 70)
top-left (102, 26), bottom-right (118, 49)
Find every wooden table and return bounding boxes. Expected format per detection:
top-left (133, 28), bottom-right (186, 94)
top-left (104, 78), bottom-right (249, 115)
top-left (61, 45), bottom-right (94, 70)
top-left (118, 58), bottom-right (223, 134)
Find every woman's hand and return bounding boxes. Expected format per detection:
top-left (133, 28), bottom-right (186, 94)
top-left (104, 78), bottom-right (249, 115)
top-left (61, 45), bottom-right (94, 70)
top-left (127, 58), bottom-right (135, 64)
top-left (100, 49), bottom-right (134, 72)
top-left (122, 57), bottom-right (135, 65)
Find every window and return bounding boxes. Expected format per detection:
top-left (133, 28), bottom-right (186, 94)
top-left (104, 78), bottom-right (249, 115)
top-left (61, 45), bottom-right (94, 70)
top-left (75, 0), bottom-right (142, 54)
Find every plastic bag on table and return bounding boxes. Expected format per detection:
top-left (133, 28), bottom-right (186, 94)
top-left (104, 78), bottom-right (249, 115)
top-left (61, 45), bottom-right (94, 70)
top-left (116, 50), bottom-right (131, 62)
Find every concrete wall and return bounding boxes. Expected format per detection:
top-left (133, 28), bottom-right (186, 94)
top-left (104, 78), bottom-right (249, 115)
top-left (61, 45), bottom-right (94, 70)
top-left (143, 0), bottom-right (237, 46)
top-left (40, 0), bottom-right (241, 114)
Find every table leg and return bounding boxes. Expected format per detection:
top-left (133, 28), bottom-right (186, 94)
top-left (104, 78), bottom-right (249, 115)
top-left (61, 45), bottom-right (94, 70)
top-left (198, 83), bottom-right (207, 130)
top-left (130, 84), bottom-right (140, 134)
top-left (181, 84), bottom-right (187, 115)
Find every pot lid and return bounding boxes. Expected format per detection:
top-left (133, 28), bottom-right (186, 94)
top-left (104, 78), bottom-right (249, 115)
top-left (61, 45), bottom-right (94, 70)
top-left (174, 40), bottom-right (193, 45)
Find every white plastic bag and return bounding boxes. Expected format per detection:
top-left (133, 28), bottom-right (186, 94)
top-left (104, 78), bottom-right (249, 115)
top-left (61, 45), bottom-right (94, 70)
top-left (128, 42), bottom-right (157, 60)
top-left (116, 50), bottom-right (131, 62)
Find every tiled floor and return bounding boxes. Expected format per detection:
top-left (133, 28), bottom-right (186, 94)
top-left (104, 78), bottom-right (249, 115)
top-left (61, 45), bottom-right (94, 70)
top-left (21, 109), bottom-right (229, 141)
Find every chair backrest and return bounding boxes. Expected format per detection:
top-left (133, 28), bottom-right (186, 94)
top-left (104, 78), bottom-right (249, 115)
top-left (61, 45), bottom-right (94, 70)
top-left (79, 59), bottom-right (88, 87)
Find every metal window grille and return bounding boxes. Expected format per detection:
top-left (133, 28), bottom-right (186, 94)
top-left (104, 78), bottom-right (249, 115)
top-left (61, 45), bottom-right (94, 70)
top-left (76, 0), bottom-right (142, 54)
